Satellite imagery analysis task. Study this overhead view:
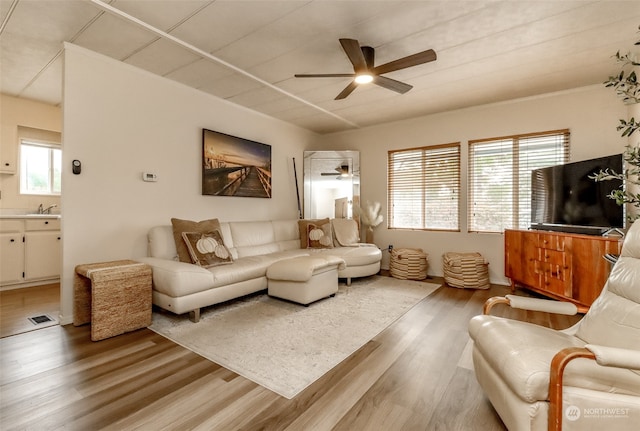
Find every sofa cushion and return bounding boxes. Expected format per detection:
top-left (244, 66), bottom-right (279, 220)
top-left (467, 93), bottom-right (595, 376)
top-left (148, 225), bottom-right (178, 260)
top-left (574, 221), bottom-right (640, 349)
top-left (181, 231), bottom-right (233, 268)
top-left (469, 315), bottom-right (585, 402)
top-left (298, 218), bottom-right (333, 249)
top-left (141, 258), bottom-right (215, 297)
top-left (272, 220), bottom-right (301, 251)
top-left (171, 218), bottom-right (222, 263)
top-left (207, 250), bottom-right (309, 289)
top-left (226, 221), bottom-right (277, 258)
top-left (574, 259), bottom-right (640, 350)
top-left (314, 244), bottom-right (381, 266)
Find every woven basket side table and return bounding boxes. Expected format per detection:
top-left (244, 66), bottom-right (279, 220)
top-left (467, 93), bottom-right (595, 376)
top-left (73, 259), bottom-right (152, 341)
top-left (390, 248), bottom-right (428, 280)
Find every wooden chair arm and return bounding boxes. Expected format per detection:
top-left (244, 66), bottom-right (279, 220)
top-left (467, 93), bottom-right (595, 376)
top-left (482, 296), bottom-right (510, 314)
top-left (548, 347), bottom-right (597, 431)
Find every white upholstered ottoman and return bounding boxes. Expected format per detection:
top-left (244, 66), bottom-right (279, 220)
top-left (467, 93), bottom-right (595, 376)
top-left (266, 255), bottom-right (346, 305)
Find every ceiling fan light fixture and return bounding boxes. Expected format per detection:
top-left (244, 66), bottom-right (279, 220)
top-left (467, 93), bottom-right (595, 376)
top-left (354, 73), bottom-right (374, 84)
top-left (295, 38), bottom-right (436, 99)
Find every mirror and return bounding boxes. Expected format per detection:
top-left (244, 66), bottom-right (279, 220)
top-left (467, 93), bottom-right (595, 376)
top-left (303, 150), bottom-right (360, 221)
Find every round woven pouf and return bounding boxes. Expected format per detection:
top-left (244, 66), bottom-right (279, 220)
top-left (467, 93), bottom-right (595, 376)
top-left (390, 248), bottom-right (428, 280)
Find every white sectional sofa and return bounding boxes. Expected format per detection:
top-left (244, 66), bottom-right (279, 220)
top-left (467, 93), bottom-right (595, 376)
top-left (138, 219), bottom-right (381, 321)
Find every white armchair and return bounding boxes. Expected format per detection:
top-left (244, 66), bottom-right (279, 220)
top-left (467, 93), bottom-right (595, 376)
top-left (468, 220), bottom-right (640, 431)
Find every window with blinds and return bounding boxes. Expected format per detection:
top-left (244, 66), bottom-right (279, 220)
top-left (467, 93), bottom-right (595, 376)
top-left (468, 129), bottom-right (570, 233)
top-left (388, 143), bottom-right (460, 231)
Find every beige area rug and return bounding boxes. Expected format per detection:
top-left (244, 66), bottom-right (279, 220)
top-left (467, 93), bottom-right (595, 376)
top-left (150, 275), bottom-right (441, 399)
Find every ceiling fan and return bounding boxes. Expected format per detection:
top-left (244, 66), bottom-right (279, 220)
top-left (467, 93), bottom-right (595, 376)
top-left (295, 38), bottom-right (437, 100)
top-left (321, 164), bottom-right (351, 179)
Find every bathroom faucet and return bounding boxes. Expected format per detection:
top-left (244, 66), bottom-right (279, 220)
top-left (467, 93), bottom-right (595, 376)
top-left (38, 204), bottom-right (57, 214)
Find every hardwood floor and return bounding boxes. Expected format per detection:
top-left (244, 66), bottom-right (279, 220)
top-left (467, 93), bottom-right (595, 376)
top-left (0, 279), bottom-right (581, 430)
top-left (0, 283), bottom-right (60, 338)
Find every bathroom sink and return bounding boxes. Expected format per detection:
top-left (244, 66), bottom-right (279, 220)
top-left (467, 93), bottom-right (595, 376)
top-left (0, 214), bottom-right (60, 219)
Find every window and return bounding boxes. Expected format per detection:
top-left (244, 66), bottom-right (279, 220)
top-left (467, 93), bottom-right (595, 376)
top-left (388, 143), bottom-right (460, 231)
top-left (20, 140), bottom-right (61, 195)
top-left (468, 129), bottom-right (570, 233)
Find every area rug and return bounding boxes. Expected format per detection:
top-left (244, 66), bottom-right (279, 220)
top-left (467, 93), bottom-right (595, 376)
top-left (150, 276), bottom-right (441, 399)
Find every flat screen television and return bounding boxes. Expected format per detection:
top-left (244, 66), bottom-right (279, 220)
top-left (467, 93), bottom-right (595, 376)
top-left (530, 154), bottom-right (624, 235)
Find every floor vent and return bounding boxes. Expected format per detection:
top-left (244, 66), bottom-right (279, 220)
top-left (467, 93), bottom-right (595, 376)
top-left (28, 314), bottom-right (55, 325)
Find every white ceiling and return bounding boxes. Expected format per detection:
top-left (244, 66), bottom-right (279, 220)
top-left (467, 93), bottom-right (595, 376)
top-left (2, 0), bottom-right (640, 134)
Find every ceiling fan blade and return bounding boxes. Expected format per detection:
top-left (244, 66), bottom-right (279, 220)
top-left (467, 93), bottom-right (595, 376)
top-left (335, 81), bottom-right (358, 100)
top-left (294, 73), bottom-right (355, 78)
top-left (339, 38), bottom-right (367, 72)
top-left (373, 75), bottom-right (413, 94)
top-left (372, 49), bottom-right (437, 75)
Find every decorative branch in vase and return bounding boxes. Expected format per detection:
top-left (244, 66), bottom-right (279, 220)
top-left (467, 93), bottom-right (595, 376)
top-left (592, 25), bottom-right (640, 224)
top-left (353, 201), bottom-right (383, 243)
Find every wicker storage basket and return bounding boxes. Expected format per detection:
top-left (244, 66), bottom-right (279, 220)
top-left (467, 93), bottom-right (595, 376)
top-left (443, 252), bottom-right (489, 289)
top-left (390, 248), bottom-right (428, 280)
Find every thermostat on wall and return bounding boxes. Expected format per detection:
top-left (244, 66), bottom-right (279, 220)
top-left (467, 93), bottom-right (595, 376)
top-left (142, 172), bottom-right (158, 182)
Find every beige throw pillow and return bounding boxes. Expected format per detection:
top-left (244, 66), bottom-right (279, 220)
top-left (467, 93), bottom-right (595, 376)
top-left (181, 231), bottom-right (233, 268)
top-left (171, 218), bottom-right (222, 263)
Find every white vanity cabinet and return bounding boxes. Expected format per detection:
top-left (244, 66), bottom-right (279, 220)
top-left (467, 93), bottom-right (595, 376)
top-left (0, 220), bottom-right (25, 284)
top-left (0, 217), bottom-right (61, 287)
top-left (0, 135), bottom-right (17, 174)
top-left (25, 219), bottom-right (61, 280)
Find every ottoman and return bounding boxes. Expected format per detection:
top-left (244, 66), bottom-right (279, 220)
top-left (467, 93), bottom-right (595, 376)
top-left (267, 255), bottom-right (346, 305)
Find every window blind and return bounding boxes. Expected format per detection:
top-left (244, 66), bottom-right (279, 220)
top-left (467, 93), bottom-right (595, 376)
top-left (468, 129), bottom-right (570, 233)
top-left (388, 143), bottom-right (460, 231)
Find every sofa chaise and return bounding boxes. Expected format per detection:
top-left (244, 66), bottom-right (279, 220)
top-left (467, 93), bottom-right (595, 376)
top-left (138, 218), bottom-right (381, 321)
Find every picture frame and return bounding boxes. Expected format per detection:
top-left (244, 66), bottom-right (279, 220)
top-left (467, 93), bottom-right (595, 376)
top-left (202, 129), bottom-right (272, 198)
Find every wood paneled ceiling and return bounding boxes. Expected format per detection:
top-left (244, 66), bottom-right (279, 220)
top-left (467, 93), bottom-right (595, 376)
top-left (2, 0), bottom-right (639, 134)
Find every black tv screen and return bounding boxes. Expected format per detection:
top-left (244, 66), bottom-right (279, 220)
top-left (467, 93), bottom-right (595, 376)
top-left (531, 154), bottom-right (624, 233)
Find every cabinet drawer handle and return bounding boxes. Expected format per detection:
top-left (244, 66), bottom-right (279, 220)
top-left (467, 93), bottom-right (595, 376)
top-left (10, 239), bottom-right (15, 242)
top-left (45, 221), bottom-right (49, 225)
top-left (57, 237), bottom-right (61, 240)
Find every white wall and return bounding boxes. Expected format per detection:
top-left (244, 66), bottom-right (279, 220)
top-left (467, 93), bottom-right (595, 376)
top-left (317, 86), bottom-right (628, 285)
top-left (61, 44), bottom-right (317, 324)
top-left (0, 94), bottom-right (62, 211)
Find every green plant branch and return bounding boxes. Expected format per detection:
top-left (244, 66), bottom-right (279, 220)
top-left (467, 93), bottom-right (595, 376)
top-left (603, 26), bottom-right (640, 104)
top-left (590, 145), bottom-right (640, 223)
top-left (617, 117), bottom-right (640, 137)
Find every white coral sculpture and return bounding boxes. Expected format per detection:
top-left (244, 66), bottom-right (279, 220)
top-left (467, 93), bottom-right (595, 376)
top-left (355, 201), bottom-right (383, 228)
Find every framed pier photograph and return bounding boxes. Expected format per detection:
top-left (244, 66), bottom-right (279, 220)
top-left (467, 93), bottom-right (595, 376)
top-left (202, 129), bottom-right (272, 198)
